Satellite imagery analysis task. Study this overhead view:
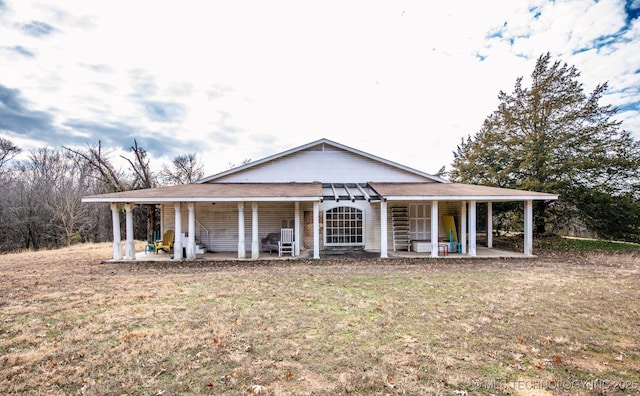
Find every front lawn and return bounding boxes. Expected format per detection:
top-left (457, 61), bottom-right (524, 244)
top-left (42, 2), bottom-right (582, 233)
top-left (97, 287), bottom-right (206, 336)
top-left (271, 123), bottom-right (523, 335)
top-left (1, 243), bottom-right (638, 395)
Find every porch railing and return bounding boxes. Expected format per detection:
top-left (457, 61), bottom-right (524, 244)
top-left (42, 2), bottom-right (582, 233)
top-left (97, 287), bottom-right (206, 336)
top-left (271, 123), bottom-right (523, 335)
top-left (196, 220), bottom-right (210, 251)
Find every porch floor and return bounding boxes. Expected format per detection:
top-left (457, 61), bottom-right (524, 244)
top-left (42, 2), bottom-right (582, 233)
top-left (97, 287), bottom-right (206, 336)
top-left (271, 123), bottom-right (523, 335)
top-left (388, 246), bottom-right (530, 259)
top-left (110, 246), bottom-right (531, 263)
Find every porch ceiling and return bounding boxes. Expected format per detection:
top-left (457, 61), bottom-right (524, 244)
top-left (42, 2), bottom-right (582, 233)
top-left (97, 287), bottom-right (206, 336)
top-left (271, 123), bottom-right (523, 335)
top-left (82, 182), bottom-right (324, 203)
top-left (370, 182), bottom-right (558, 202)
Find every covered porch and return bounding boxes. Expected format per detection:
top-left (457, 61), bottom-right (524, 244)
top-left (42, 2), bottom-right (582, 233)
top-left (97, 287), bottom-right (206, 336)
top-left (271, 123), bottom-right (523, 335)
top-left (83, 182), bottom-right (557, 262)
top-left (372, 182), bottom-right (558, 259)
top-left (83, 183), bottom-right (326, 262)
top-left (117, 245), bottom-right (531, 263)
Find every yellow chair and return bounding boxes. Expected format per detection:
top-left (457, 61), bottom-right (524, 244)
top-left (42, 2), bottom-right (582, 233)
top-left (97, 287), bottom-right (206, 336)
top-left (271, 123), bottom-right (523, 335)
top-left (154, 230), bottom-right (175, 254)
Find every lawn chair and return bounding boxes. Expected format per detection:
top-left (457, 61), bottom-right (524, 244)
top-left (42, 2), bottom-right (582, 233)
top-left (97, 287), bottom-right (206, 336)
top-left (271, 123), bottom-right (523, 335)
top-left (144, 230), bottom-right (161, 254)
top-left (261, 232), bottom-right (280, 253)
top-left (155, 229), bottom-right (175, 254)
top-left (278, 228), bottom-right (295, 257)
top-left (449, 229), bottom-right (462, 253)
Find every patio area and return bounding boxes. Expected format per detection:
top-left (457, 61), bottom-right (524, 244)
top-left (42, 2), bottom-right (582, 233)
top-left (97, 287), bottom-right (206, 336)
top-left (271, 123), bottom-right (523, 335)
top-left (106, 246), bottom-right (532, 263)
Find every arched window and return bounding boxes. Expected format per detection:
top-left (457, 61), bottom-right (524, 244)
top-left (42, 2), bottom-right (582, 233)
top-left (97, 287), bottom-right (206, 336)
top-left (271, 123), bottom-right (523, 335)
top-left (325, 207), bottom-right (364, 246)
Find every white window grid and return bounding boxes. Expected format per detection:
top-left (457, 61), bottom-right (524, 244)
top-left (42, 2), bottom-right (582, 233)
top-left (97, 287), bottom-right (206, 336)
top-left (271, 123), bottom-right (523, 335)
top-left (324, 206), bottom-right (364, 246)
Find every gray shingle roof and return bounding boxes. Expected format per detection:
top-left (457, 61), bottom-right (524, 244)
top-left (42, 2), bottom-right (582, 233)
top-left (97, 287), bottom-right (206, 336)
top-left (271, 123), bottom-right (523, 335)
top-left (369, 182), bottom-right (558, 201)
top-left (83, 181), bottom-right (558, 203)
top-left (82, 182), bottom-right (323, 203)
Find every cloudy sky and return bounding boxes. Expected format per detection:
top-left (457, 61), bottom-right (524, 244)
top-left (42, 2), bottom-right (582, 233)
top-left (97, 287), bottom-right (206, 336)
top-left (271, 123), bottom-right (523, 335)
top-left (0, 0), bottom-right (638, 177)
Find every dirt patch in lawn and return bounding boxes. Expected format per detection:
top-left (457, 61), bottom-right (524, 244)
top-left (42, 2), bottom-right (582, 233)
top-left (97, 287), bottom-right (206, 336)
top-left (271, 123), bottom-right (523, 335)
top-left (1, 243), bottom-right (639, 395)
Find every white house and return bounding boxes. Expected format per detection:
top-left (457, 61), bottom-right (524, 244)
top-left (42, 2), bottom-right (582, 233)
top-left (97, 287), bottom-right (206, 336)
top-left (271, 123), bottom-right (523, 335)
top-left (82, 138), bottom-right (558, 261)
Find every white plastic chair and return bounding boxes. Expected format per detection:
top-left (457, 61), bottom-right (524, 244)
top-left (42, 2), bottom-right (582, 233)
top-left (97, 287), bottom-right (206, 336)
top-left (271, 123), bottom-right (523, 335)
top-left (278, 228), bottom-right (295, 257)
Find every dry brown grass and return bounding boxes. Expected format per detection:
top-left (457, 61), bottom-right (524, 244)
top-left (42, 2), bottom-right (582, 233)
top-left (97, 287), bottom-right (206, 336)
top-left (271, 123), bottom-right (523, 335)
top-left (1, 243), bottom-right (639, 395)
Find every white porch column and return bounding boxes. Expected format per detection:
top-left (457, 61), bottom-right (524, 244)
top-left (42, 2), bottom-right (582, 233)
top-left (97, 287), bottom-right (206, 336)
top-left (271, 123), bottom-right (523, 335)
top-left (237, 202), bottom-right (246, 259)
top-left (294, 202), bottom-right (301, 256)
top-left (251, 202), bottom-right (259, 259)
top-left (431, 200), bottom-right (439, 257)
top-left (460, 201), bottom-right (467, 254)
top-left (124, 203), bottom-right (135, 260)
top-left (469, 200), bottom-right (477, 257)
top-left (173, 203), bottom-right (183, 260)
top-left (110, 203), bottom-right (122, 260)
top-left (487, 202), bottom-right (493, 248)
top-left (186, 203), bottom-right (196, 260)
top-left (313, 201), bottom-right (320, 259)
top-left (524, 200), bottom-right (533, 256)
top-left (380, 200), bottom-right (388, 258)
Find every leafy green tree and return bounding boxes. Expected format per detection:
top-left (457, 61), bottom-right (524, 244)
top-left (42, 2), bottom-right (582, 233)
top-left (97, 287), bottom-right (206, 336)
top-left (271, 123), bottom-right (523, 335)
top-left (451, 53), bottom-right (640, 239)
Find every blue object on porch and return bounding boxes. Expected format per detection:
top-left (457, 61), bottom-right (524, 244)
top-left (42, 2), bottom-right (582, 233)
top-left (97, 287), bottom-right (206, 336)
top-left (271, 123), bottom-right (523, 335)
top-left (449, 229), bottom-right (462, 253)
top-left (144, 243), bottom-right (156, 254)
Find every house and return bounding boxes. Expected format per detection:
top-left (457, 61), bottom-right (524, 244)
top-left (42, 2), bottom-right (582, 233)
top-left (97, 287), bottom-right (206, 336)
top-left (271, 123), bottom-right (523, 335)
top-left (82, 138), bottom-right (558, 261)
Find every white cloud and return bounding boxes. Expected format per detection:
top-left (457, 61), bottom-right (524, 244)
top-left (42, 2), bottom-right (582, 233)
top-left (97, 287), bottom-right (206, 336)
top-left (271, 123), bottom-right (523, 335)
top-left (0, 0), bottom-right (638, 176)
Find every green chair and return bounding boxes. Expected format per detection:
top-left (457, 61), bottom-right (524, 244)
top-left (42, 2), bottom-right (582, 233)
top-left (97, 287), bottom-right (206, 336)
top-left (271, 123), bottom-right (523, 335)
top-left (449, 229), bottom-right (462, 253)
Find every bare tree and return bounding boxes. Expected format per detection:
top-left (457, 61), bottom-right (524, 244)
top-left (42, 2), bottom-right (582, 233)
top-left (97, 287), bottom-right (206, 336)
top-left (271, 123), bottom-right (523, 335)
top-left (9, 148), bottom-right (63, 249)
top-left (121, 139), bottom-right (156, 190)
top-left (227, 158), bottom-right (251, 170)
top-left (63, 141), bottom-right (127, 192)
top-left (121, 139), bottom-right (157, 243)
top-left (46, 151), bottom-right (92, 246)
top-left (0, 138), bottom-right (21, 249)
top-left (0, 137), bottom-right (21, 174)
top-left (159, 153), bottom-right (205, 185)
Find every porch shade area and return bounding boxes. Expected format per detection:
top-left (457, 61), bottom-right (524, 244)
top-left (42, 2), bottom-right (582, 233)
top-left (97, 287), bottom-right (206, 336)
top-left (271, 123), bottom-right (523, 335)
top-left (371, 182), bottom-right (558, 258)
top-left (83, 181), bottom-right (558, 261)
top-left (82, 183), bottom-right (324, 261)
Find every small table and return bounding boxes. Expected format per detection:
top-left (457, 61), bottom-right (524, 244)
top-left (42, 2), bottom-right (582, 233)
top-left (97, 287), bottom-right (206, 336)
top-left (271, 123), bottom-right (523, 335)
top-left (438, 243), bottom-right (449, 256)
top-left (411, 240), bottom-right (430, 253)
top-left (144, 243), bottom-right (156, 254)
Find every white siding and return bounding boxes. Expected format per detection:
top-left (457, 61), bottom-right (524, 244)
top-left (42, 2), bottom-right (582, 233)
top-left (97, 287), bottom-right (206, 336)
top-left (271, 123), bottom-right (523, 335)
top-left (213, 149), bottom-right (432, 183)
top-left (162, 202), bottom-right (305, 252)
top-left (159, 200), bottom-right (465, 253)
top-left (368, 203), bottom-right (381, 251)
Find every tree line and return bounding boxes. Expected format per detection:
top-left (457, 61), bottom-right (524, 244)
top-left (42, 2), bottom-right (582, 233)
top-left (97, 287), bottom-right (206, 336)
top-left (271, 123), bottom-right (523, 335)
top-left (1, 53), bottom-right (638, 252)
top-left (0, 138), bottom-right (206, 252)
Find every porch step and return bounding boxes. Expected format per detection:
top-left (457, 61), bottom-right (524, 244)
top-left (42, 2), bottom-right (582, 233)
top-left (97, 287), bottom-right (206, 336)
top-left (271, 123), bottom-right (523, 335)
top-left (193, 237), bottom-right (206, 254)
